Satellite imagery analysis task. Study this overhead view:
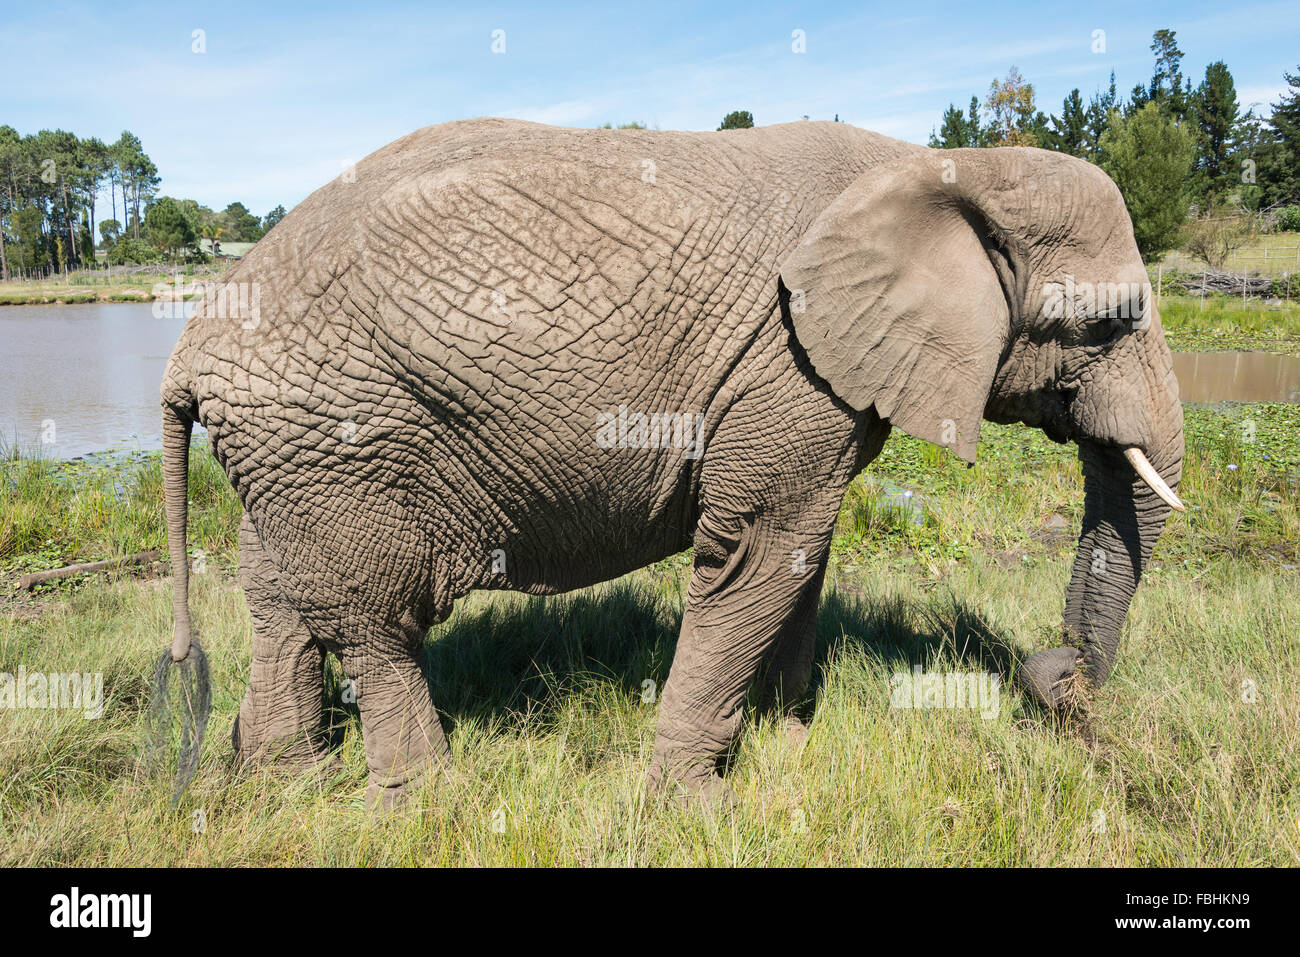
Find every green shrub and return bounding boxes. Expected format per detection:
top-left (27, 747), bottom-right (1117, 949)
top-left (1274, 205), bottom-right (1300, 232)
top-left (107, 237), bottom-right (161, 266)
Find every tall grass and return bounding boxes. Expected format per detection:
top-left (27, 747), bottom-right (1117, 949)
top-left (1159, 294), bottom-right (1300, 341)
top-left (0, 438), bottom-right (240, 576)
top-left (0, 404), bottom-right (1296, 865)
top-left (1, 544), bottom-right (1294, 865)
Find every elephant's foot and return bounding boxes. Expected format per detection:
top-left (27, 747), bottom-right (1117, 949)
top-left (232, 706), bottom-right (332, 771)
top-left (364, 758), bottom-right (449, 811)
top-left (781, 713), bottom-right (811, 749)
top-left (1019, 646), bottom-right (1084, 710)
top-left (645, 754), bottom-right (738, 811)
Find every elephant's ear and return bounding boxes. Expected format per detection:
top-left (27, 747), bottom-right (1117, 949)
top-left (780, 149), bottom-right (1023, 463)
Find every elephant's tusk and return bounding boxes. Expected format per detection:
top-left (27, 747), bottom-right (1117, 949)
top-left (1124, 447), bottom-right (1185, 512)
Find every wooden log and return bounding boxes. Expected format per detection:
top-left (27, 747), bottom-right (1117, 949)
top-left (1164, 272), bottom-right (1274, 296)
top-left (18, 550), bottom-right (163, 590)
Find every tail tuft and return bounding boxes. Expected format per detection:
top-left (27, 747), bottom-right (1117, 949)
top-left (145, 637), bottom-right (212, 807)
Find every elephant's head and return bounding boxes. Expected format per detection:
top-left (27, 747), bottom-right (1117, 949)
top-left (778, 146), bottom-right (1184, 708)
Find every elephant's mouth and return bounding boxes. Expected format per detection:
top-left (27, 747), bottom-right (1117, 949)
top-left (1040, 417), bottom-right (1073, 445)
top-left (1043, 389), bottom-right (1182, 510)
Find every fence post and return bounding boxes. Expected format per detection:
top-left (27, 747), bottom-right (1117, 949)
top-left (1156, 264), bottom-right (1163, 307)
top-left (1201, 270), bottom-right (1206, 312)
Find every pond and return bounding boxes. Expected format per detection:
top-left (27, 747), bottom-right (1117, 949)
top-left (1, 303), bottom-right (1297, 459)
top-left (0, 301), bottom-right (198, 459)
top-left (1171, 351), bottom-right (1300, 405)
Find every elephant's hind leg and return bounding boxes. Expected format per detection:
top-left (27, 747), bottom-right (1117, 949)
top-left (339, 620), bottom-right (451, 809)
top-left (232, 512), bottom-right (331, 768)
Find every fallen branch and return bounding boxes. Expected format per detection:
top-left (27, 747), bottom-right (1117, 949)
top-left (18, 550), bottom-right (163, 590)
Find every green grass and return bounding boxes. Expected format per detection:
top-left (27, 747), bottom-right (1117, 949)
top-left (0, 440), bottom-right (240, 583)
top-left (0, 287), bottom-right (155, 305)
top-left (1, 396), bottom-right (1296, 865)
top-left (0, 263), bottom-right (230, 306)
top-left (1160, 294), bottom-right (1300, 355)
top-left (2, 534), bottom-right (1294, 865)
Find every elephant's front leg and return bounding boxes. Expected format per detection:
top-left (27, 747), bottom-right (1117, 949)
top-left (648, 506), bottom-right (832, 801)
top-left (758, 559), bottom-right (829, 742)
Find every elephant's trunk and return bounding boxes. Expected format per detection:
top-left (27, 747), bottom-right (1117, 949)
top-left (1065, 435), bottom-right (1182, 681)
top-left (1021, 426), bottom-right (1183, 708)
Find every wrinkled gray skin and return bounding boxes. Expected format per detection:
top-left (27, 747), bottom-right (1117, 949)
top-left (161, 118), bottom-right (1183, 805)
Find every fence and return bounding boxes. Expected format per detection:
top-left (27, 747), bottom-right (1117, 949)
top-left (1161, 244), bottom-right (1300, 278)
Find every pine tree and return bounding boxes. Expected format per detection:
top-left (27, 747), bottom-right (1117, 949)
top-left (928, 96), bottom-right (984, 148)
top-left (965, 96), bottom-right (986, 147)
top-left (717, 111), bottom-right (754, 130)
top-left (1100, 102), bottom-right (1197, 259)
top-left (1258, 66), bottom-right (1300, 206)
top-left (1051, 89), bottom-right (1089, 157)
top-left (1149, 29), bottom-right (1191, 119)
top-left (1085, 73), bottom-right (1118, 160)
top-left (1192, 61), bottom-right (1240, 199)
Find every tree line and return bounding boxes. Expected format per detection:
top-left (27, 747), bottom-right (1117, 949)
top-left (927, 30), bottom-right (1300, 261)
top-left (0, 126), bottom-right (287, 280)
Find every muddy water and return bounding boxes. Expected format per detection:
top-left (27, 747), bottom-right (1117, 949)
top-left (1171, 352), bottom-right (1300, 404)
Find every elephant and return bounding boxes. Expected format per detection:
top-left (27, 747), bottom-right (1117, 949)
top-left (158, 117), bottom-right (1184, 806)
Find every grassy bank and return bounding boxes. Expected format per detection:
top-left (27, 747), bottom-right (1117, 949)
top-left (1, 398), bottom-right (1296, 865)
top-left (1159, 293), bottom-right (1300, 355)
top-left (0, 264), bottom-right (230, 306)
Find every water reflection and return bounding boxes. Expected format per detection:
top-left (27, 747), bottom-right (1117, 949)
top-left (1171, 352), bottom-right (1300, 405)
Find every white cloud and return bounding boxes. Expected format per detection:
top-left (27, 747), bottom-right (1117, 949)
top-left (1236, 84), bottom-right (1289, 113)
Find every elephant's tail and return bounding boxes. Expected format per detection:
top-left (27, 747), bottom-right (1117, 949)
top-left (162, 398), bottom-right (195, 662)
top-left (145, 389), bottom-right (212, 807)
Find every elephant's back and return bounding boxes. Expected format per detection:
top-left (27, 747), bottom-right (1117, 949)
top-left (184, 117), bottom-right (920, 356)
top-left (225, 118), bottom-right (919, 291)
top-left (174, 117), bottom-right (922, 438)
top-left (340, 119), bottom-right (921, 395)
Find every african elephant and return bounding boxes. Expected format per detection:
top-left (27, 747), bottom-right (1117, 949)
top-left (159, 118), bottom-right (1184, 805)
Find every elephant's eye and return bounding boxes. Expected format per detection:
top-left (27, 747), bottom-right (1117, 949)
top-left (1083, 314), bottom-right (1123, 346)
top-left (1094, 285), bottom-right (1150, 333)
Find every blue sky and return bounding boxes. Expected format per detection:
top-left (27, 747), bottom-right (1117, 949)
top-left (3, 0), bottom-right (1297, 219)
